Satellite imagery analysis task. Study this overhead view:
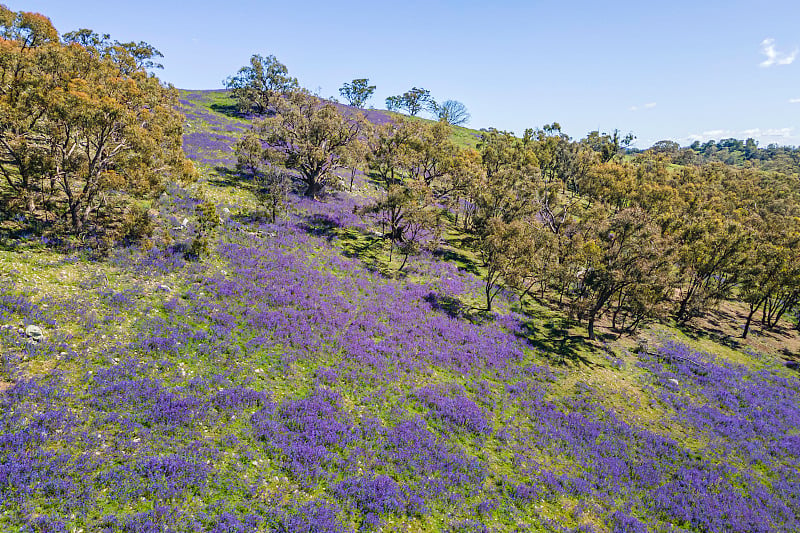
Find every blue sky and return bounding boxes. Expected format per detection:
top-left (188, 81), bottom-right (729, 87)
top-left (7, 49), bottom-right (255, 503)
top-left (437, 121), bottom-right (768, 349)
top-left (10, 0), bottom-right (800, 148)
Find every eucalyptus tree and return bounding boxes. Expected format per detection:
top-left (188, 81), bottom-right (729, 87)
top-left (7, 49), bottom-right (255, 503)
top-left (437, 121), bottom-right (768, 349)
top-left (386, 87), bottom-right (435, 116)
top-left (574, 208), bottom-right (674, 340)
top-left (241, 90), bottom-right (366, 198)
top-left (0, 6), bottom-right (193, 232)
top-left (0, 6), bottom-right (59, 213)
top-left (339, 78), bottom-right (375, 108)
top-left (225, 54), bottom-right (299, 114)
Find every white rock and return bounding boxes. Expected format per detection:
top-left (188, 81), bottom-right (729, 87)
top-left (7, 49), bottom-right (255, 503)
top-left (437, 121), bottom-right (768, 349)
top-left (24, 325), bottom-right (43, 342)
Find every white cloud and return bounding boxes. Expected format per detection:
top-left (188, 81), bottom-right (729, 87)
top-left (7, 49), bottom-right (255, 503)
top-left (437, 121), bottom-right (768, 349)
top-left (762, 127), bottom-right (794, 138)
top-left (760, 38), bottom-right (797, 67)
top-left (739, 127), bottom-right (793, 139)
top-left (685, 127), bottom-right (796, 144)
top-left (790, 98), bottom-right (800, 103)
top-left (629, 102), bottom-right (657, 112)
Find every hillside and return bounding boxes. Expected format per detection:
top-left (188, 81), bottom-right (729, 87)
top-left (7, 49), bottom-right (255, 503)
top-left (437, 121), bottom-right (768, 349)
top-left (0, 87), bottom-right (798, 533)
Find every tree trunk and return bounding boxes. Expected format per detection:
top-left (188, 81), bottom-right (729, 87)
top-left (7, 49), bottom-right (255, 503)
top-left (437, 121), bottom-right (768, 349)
top-left (69, 202), bottom-right (81, 232)
top-left (587, 312), bottom-right (596, 340)
top-left (742, 305), bottom-right (757, 339)
top-left (676, 279), bottom-right (701, 323)
top-left (398, 253), bottom-right (409, 272)
top-left (677, 294), bottom-right (689, 323)
top-left (26, 191), bottom-right (36, 213)
top-left (304, 175), bottom-right (321, 198)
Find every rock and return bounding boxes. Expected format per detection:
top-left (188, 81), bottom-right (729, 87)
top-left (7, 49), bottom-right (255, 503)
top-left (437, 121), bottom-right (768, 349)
top-left (24, 325), bottom-right (43, 343)
top-left (668, 378), bottom-right (679, 386)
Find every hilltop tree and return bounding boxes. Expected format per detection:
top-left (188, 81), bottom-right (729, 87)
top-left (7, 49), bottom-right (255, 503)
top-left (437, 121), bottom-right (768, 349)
top-left (434, 100), bottom-right (470, 126)
top-left (62, 29), bottom-right (165, 73)
top-left (531, 123), bottom-right (594, 193)
top-left (225, 54), bottom-right (299, 114)
top-left (339, 78), bottom-right (375, 108)
top-left (244, 90), bottom-right (366, 197)
top-left (386, 87), bottom-right (435, 116)
top-left (385, 95), bottom-right (402, 112)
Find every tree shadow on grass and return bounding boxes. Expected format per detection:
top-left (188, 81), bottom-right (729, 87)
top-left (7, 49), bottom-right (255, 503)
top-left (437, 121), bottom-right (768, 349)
top-left (432, 248), bottom-right (481, 276)
top-left (423, 293), bottom-right (496, 325)
top-left (297, 214), bottom-right (417, 276)
top-left (298, 213), bottom-right (343, 241)
top-left (209, 101), bottom-right (241, 118)
top-left (207, 166), bottom-right (251, 189)
top-left (516, 317), bottom-right (596, 367)
top-left (677, 320), bottom-right (742, 351)
top-left (0, 205), bottom-right (74, 253)
top-left (0, 224), bottom-right (37, 251)
top-left (209, 102), bottom-right (273, 121)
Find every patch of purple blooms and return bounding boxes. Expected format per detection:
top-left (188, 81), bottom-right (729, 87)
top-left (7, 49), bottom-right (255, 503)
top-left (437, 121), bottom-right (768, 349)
top-left (415, 384), bottom-right (492, 435)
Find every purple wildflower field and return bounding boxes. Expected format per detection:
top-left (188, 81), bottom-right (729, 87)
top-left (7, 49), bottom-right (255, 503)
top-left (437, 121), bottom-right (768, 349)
top-left (0, 90), bottom-right (797, 532)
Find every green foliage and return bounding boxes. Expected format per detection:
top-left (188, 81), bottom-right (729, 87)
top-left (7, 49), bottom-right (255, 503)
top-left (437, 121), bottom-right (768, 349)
top-left (254, 166), bottom-right (292, 223)
top-left (0, 6), bottom-right (194, 237)
top-left (224, 54), bottom-right (299, 114)
top-left (365, 179), bottom-right (441, 270)
top-left (188, 200), bottom-right (219, 259)
top-left (119, 204), bottom-right (154, 246)
top-left (583, 129), bottom-right (635, 163)
top-left (386, 87), bottom-right (435, 116)
top-left (247, 90), bottom-right (367, 197)
top-left (339, 78), bottom-right (376, 108)
top-left (573, 207), bottom-right (675, 339)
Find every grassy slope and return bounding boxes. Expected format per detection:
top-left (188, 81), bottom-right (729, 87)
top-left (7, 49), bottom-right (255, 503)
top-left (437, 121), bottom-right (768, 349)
top-left (0, 90), bottom-right (797, 532)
